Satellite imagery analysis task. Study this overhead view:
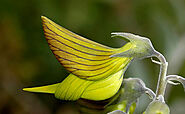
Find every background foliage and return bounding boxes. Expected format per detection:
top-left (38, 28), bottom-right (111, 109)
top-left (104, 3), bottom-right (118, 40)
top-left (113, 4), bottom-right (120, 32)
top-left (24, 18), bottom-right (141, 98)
top-left (0, 0), bottom-right (185, 114)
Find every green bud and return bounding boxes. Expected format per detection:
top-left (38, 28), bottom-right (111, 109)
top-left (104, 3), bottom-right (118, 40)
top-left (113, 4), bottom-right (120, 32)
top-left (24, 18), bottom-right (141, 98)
top-left (145, 100), bottom-right (170, 114)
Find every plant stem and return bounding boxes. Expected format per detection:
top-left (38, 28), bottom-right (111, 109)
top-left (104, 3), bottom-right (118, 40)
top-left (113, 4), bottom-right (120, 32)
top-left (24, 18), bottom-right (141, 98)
top-left (153, 51), bottom-right (168, 100)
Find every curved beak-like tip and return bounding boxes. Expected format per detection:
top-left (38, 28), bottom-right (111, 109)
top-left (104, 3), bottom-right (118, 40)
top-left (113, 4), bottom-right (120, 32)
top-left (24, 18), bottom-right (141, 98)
top-left (111, 32), bottom-right (130, 37)
top-left (111, 34), bottom-right (117, 38)
top-left (111, 32), bottom-right (121, 38)
top-left (111, 32), bottom-right (132, 41)
top-left (111, 32), bottom-right (137, 42)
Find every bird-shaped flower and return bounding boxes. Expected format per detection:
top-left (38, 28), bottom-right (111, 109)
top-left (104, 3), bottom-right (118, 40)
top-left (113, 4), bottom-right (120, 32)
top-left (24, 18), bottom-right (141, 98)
top-left (23, 16), bottom-right (156, 101)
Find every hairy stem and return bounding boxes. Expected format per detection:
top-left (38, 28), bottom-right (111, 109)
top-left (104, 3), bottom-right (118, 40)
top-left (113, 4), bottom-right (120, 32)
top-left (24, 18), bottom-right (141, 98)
top-left (153, 51), bottom-right (168, 100)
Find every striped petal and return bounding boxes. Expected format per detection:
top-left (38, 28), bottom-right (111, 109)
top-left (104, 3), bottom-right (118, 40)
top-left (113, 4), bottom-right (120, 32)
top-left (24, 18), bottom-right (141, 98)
top-left (41, 16), bottom-right (133, 80)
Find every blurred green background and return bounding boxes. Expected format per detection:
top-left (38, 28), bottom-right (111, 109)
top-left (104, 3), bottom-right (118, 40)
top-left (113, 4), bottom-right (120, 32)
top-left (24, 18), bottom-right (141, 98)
top-left (1, 0), bottom-right (185, 114)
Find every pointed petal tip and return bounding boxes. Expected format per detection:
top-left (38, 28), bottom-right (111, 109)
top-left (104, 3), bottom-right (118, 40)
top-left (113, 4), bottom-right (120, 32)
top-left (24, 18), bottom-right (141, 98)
top-left (41, 16), bottom-right (51, 23)
top-left (22, 87), bottom-right (32, 92)
top-left (41, 16), bottom-right (46, 20)
top-left (22, 87), bottom-right (55, 93)
top-left (22, 88), bottom-right (26, 91)
top-left (23, 83), bottom-right (59, 93)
